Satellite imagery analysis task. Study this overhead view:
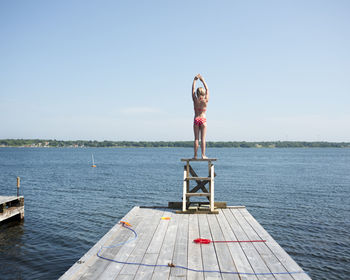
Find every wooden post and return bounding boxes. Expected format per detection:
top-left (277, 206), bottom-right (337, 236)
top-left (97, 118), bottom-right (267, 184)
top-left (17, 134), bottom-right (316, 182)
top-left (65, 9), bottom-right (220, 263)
top-left (210, 164), bottom-right (214, 212)
top-left (186, 162), bottom-right (190, 194)
top-left (17, 177), bottom-right (20, 197)
top-left (182, 166), bottom-right (187, 212)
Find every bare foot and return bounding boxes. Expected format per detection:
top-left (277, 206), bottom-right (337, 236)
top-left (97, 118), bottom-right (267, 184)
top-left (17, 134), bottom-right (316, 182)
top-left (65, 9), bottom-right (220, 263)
top-left (202, 155), bottom-right (208, 159)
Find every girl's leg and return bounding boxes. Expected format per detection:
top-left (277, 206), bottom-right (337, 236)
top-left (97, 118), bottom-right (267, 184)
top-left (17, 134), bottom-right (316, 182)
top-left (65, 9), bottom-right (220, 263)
top-left (193, 124), bottom-right (200, 159)
top-left (200, 125), bottom-right (207, 158)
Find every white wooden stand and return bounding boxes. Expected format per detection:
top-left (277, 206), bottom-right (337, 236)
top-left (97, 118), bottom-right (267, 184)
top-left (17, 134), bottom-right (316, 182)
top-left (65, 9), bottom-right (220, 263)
top-left (180, 158), bottom-right (217, 213)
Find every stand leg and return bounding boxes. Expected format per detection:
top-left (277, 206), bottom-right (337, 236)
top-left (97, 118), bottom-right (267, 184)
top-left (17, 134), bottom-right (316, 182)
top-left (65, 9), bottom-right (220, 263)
top-left (210, 164), bottom-right (215, 212)
top-left (182, 167), bottom-right (187, 212)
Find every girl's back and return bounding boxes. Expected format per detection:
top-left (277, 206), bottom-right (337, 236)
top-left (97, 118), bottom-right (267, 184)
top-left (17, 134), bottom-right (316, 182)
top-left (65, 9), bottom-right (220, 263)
top-left (193, 96), bottom-right (207, 118)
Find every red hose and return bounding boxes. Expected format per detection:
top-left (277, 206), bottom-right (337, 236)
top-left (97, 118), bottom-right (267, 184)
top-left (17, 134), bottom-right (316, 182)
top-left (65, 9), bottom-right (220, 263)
top-left (193, 238), bottom-right (266, 244)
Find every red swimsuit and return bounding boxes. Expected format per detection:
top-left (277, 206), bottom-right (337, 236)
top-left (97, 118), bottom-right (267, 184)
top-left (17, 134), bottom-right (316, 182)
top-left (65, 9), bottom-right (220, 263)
top-left (194, 117), bottom-right (207, 127)
top-left (194, 98), bottom-right (207, 127)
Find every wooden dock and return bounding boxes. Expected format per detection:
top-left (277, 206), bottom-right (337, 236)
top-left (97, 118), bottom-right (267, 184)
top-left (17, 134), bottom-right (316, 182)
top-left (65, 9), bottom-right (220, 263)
top-left (0, 196), bottom-right (24, 223)
top-left (60, 206), bottom-right (311, 280)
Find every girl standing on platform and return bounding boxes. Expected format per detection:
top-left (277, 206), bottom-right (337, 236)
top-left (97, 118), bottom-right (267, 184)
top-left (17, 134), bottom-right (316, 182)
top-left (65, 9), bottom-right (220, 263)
top-left (192, 74), bottom-right (209, 159)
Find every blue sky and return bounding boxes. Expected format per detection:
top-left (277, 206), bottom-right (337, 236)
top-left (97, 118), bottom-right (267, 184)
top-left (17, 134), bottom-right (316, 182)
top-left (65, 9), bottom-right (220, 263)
top-left (1, 0), bottom-right (349, 141)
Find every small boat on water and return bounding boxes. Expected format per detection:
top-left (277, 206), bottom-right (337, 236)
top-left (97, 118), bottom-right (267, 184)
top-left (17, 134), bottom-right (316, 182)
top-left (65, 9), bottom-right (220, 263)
top-left (91, 154), bottom-right (96, 167)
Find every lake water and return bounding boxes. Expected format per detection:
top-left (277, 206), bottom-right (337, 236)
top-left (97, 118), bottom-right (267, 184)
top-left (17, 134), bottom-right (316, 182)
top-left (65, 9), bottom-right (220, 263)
top-left (0, 148), bottom-right (349, 280)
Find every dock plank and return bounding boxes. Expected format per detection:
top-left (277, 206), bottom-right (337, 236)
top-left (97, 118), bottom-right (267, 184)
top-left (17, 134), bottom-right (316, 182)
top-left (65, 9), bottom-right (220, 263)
top-left (96, 208), bottom-right (164, 279)
top-left (198, 214), bottom-right (222, 280)
top-left (133, 253), bottom-right (159, 280)
top-left (79, 207), bottom-right (144, 280)
top-left (151, 212), bottom-right (179, 280)
top-left (223, 208), bottom-right (275, 280)
top-left (238, 208), bottom-right (312, 280)
top-left (169, 214), bottom-right (189, 279)
top-left (207, 214), bottom-right (240, 280)
top-left (79, 208), bottom-right (147, 280)
top-left (216, 210), bottom-right (259, 280)
top-left (115, 208), bottom-right (165, 278)
top-left (146, 212), bottom-right (171, 254)
top-left (231, 208), bottom-right (293, 280)
top-left (0, 196), bottom-right (21, 204)
top-left (132, 209), bottom-right (171, 280)
top-left (59, 206), bottom-right (140, 280)
top-left (187, 214), bottom-right (204, 280)
top-left (60, 207), bottom-right (311, 280)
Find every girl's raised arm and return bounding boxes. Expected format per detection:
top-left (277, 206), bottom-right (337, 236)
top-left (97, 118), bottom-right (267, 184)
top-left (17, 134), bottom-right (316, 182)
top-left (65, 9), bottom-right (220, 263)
top-left (192, 74), bottom-right (199, 101)
top-left (199, 75), bottom-right (209, 102)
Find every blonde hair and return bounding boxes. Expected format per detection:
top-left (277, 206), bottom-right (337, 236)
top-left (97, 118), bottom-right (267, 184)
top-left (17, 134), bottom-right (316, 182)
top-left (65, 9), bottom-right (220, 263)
top-left (196, 87), bottom-right (206, 97)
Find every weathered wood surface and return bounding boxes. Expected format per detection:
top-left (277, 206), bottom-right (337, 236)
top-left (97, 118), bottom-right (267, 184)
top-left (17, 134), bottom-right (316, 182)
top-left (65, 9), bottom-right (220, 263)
top-left (60, 207), bottom-right (311, 280)
top-left (186, 177), bottom-right (212, 181)
top-left (0, 196), bottom-right (22, 204)
top-left (0, 196), bottom-right (24, 222)
top-left (186, 193), bottom-right (211, 197)
top-left (181, 158), bottom-right (217, 162)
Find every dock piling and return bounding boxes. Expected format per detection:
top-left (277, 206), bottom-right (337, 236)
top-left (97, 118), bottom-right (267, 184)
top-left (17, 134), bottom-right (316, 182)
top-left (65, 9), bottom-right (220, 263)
top-left (17, 177), bottom-right (20, 197)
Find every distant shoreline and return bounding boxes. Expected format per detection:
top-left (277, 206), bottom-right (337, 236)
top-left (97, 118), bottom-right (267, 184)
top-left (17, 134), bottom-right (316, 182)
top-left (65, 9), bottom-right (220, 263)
top-left (0, 139), bottom-right (349, 148)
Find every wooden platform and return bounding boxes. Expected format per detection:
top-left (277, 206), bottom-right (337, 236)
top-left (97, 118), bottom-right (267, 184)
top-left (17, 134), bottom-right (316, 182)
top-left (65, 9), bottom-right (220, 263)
top-left (60, 206), bottom-right (311, 280)
top-left (181, 158), bottom-right (217, 162)
top-left (0, 196), bottom-right (24, 223)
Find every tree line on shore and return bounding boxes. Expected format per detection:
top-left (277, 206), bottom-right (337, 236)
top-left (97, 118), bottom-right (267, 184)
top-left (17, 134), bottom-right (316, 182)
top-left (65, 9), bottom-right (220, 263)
top-left (0, 139), bottom-right (349, 148)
